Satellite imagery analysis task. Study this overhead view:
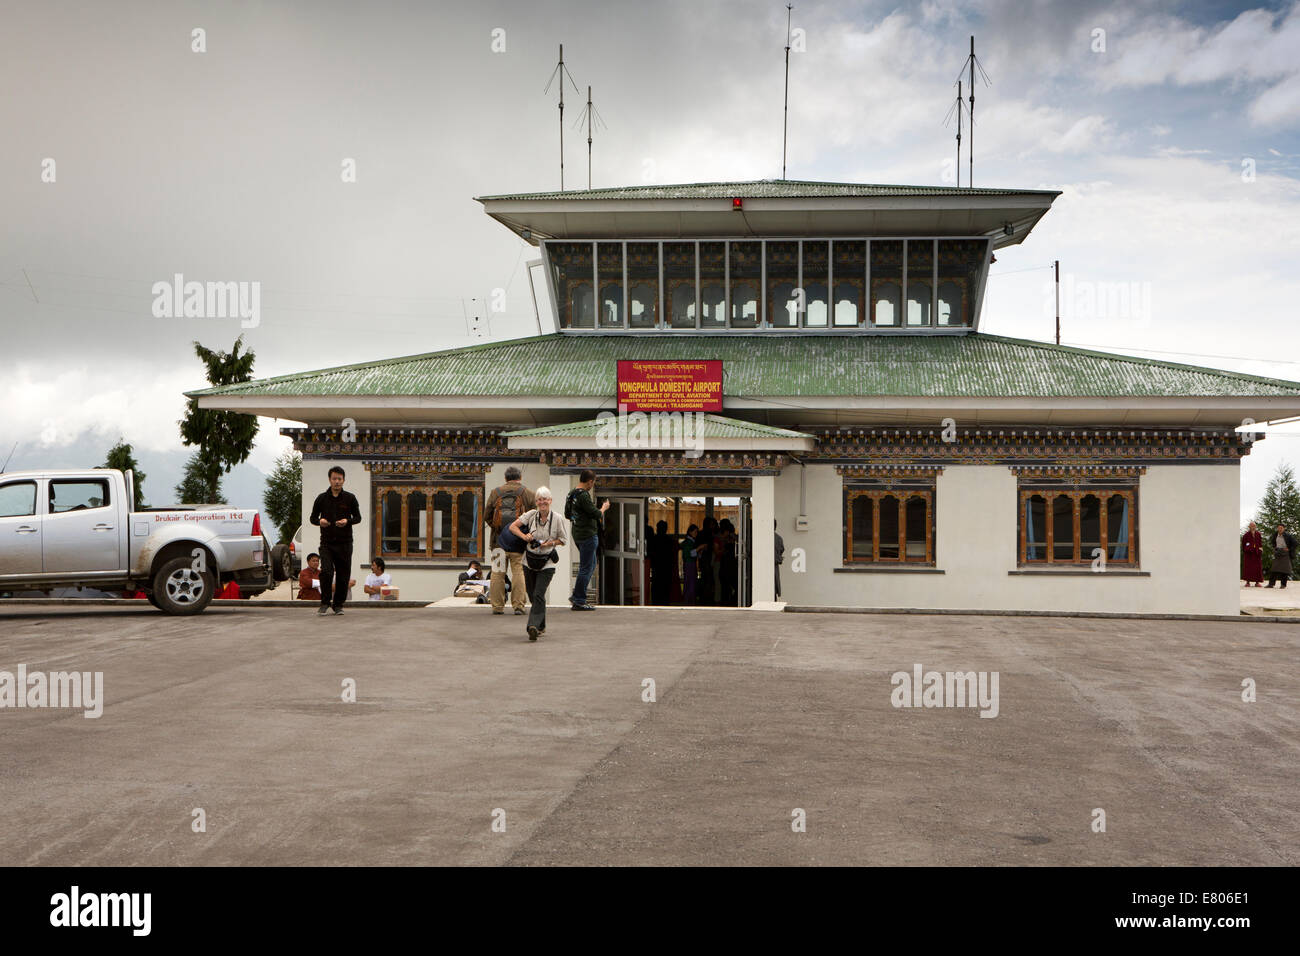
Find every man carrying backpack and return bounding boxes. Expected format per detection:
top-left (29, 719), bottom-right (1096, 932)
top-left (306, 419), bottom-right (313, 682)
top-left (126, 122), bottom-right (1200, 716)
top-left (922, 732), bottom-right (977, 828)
top-left (566, 468), bottom-right (609, 610)
top-left (485, 466), bottom-right (535, 615)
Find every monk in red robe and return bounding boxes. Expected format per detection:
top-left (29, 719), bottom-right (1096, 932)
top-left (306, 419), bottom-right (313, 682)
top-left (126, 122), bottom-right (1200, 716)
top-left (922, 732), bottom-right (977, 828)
top-left (1242, 522), bottom-right (1264, 586)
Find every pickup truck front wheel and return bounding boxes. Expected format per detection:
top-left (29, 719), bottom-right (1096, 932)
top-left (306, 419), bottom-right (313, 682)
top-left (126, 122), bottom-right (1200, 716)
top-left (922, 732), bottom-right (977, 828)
top-left (152, 556), bottom-right (215, 615)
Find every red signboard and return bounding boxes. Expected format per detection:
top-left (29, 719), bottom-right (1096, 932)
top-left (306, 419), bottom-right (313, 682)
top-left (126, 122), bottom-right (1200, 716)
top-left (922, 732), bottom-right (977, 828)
top-left (617, 360), bottom-right (723, 412)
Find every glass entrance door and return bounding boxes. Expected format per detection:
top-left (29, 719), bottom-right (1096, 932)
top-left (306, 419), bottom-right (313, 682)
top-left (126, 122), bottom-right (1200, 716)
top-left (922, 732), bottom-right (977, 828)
top-left (600, 497), bottom-right (645, 606)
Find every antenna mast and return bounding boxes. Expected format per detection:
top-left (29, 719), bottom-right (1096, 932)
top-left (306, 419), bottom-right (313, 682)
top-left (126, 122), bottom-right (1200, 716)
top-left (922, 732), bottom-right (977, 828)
top-left (782, 4), bottom-right (793, 180)
top-left (543, 44), bottom-right (580, 190)
top-left (956, 80), bottom-right (962, 188)
top-left (574, 85), bottom-right (607, 190)
top-left (943, 79), bottom-right (966, 187)
top-left (955, 36), bottom-right (990, 187)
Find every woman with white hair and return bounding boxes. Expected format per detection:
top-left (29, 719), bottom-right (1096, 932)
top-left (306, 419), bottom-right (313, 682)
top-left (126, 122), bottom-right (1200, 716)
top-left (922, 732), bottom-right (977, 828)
top-left (508, 486), bottom-right (567, 641)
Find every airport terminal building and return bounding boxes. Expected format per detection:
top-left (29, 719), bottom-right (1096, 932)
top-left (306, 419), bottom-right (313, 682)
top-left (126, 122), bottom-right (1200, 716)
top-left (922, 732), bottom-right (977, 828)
top-left (192, 180), bottom-right (1300, 613)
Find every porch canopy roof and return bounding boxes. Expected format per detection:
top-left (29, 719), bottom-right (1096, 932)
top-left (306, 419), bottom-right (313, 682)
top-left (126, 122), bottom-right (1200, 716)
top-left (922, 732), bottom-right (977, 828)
top-left (476, 180), bottom-right (1061, 249)
top-left (501, 414), bottom-right (816, 452)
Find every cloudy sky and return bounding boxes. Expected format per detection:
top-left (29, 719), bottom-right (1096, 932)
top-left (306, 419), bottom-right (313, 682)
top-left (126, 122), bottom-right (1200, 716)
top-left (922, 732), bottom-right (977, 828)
top-left (2, 0), bottom-right (1299, 519)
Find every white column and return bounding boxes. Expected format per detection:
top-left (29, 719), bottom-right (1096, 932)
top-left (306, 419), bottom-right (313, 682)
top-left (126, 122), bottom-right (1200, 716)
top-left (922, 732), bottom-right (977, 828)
top-left (547, 471), bottom-right (574, 604)
top-left (751, 474), bottom-right (776, 604)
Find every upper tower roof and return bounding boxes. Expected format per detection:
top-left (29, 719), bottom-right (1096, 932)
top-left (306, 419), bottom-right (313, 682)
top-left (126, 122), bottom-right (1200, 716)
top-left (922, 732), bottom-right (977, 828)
top-left (476, 179), bottom-right (1061, 248)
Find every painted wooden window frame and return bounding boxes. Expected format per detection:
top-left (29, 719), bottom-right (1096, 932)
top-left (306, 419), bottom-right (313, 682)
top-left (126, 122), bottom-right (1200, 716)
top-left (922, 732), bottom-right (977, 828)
top-left (1017, 486), bottom-right (1138, 567)
top-left (374, 482), bottom-right (485, 560)
top-left (844, 487), bottom-right (935, 565)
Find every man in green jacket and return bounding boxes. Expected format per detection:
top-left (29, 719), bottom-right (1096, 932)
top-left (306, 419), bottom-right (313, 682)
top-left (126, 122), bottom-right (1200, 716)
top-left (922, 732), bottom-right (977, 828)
top-left (568, 468), bottom-right (609, 610)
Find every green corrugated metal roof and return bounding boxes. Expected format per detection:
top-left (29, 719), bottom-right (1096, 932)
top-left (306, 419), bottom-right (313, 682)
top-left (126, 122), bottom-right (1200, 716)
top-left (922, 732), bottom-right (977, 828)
top-left (476, 180), bottom-right (1061, 202)
top-left (189, 333), bottom-right (1300, 400)
top-left (502, 415), bottom-right (813, 439)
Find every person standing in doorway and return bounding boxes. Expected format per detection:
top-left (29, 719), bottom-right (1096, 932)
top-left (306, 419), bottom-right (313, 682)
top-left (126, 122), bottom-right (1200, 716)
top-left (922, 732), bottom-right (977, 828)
top-left (774, 519), bottom-right (785, 600)
top-left (1241, 521), bottom-right (1263, 587)
top-left (566, 469), bottom-right (608, 610)
top-left (485, 466), bottom-right (535, 616)
top-left (509, 487), bottom-right (567, 641)
top-left (649, 519), bottom-right (676, 605)
top-left (310, 466), bottom-right (362, 616)
top-left (714, 518), bottom-right (738, 606)
top-left (696, 517), bottom-right (717, 606)
top-left (1266, 523), bottom-right (1296, 588)
top-left (680, 524), bottom-right (699, 605)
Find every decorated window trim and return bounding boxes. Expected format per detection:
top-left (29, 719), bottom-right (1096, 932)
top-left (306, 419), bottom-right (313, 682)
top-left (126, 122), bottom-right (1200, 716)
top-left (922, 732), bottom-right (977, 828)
top-left (374, 480), bottom-right (485, 561)
top-left (1017, 478), bottom-right (1139, 568)
top-left (842, 478), bottom-right (936, 566)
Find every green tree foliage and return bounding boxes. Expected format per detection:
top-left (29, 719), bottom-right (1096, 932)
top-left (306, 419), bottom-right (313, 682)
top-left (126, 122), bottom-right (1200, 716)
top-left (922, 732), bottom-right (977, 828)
top-left (178, 336), bottom-right (259, 497)
top-left (175, 451), bottom-right (227, 504)
top-left (97, 438), bottom-right (148, 509)
top-left (1253, 462), bottom-right (1300, 578)
top-left (262, 450), bottom-right (302, 545)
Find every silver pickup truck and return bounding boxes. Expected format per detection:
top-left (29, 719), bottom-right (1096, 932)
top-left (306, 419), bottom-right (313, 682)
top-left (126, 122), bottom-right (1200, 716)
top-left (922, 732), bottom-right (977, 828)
top-left (0, 468), bottom-right (272, 614)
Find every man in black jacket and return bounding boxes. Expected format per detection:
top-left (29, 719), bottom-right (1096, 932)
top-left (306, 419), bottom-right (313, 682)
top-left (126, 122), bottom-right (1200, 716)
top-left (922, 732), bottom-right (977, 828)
top-left (309, 466), bottom-right (363, 614)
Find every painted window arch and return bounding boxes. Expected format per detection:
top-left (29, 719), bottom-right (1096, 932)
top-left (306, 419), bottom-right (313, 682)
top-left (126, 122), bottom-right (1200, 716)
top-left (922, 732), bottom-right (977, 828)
top-left (874, 282), bottom-right (901, 326)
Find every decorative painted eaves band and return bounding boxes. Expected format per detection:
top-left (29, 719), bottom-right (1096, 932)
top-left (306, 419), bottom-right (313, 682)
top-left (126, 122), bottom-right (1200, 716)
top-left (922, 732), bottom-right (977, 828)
top-left (1010, 465), bottom-right (1148, 479)
top-left (811, 428), bottom-right (1252, 463)
top-left (285, 426), bottom-right (1252, 466)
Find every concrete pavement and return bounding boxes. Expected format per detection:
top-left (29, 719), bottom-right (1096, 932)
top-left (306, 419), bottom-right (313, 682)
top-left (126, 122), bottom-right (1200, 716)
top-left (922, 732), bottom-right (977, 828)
top-left (0, 604), bottom-right (1295, 865)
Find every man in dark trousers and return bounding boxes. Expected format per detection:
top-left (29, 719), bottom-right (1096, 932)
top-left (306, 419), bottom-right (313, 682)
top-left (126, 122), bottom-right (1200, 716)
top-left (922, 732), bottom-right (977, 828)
top-left (309, 466), bottom-right (362, 615)
top-left (1266, 523), bottom-right (1296, 589)
top-left (567, 469), bottom-right (609, 610)
top-left (484, 466), bottom-right (535, 615)
top-left (774, 519), bottom-right (785, 600)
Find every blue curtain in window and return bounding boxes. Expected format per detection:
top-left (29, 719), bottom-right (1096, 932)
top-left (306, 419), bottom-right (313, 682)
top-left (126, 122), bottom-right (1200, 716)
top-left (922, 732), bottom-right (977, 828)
top-left (1026, 499), bottom-right (1038, 560)
top-left (1111, 499), bottom-right (1129, 561)
top-left (471, 494), bottom-right (480, 555)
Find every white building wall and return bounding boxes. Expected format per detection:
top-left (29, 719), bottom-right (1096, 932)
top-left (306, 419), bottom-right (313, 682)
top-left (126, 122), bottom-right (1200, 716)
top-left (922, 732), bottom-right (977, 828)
top-left (295, 459), bottom-right (577, 605)
top-left (776, 462), bottom-right (1241, 615)
top-left (294, 457), bottom-right (1240, 614)
top-left (300, 457), bottom-right (371, 569)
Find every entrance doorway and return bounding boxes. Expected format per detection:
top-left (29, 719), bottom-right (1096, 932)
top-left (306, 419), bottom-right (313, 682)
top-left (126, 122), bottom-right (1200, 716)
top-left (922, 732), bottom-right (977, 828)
top-left (599, 495), bottom-right (751, 607)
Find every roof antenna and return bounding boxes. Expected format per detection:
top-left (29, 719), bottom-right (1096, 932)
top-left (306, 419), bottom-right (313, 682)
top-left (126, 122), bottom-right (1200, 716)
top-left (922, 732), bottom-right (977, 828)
top-left (543, 44), bottom-right (580, 191)
top-left (573, 85), bottom-right (607, 190)
top-left (943, 79), bottom-right (968, 187)
top-left (955, 36), bottom-right (990, 187)
top-left (1, 441), bottom-right (16, 473)
top-left (782, 4), bottom-right (793, 180)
